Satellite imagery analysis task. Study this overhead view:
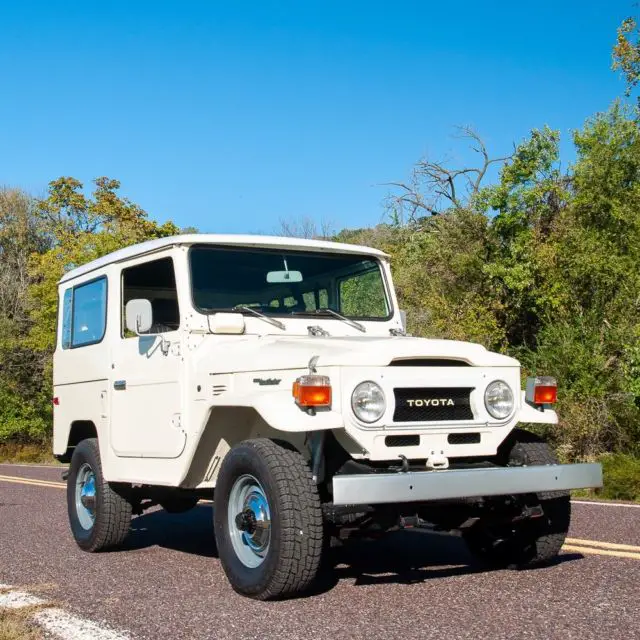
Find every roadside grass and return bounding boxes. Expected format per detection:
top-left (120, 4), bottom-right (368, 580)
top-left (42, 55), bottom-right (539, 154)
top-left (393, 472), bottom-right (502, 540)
top-left (0, 609), bottom-right (44, 640)
top-left (0, 444), bottom-right (58, 465)
top-left (573, 453), bottom-right (640, 503)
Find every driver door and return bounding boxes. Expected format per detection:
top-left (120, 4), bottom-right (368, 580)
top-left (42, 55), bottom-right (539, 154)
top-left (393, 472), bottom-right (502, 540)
top-left (109, 255), bottom-right (186, 458)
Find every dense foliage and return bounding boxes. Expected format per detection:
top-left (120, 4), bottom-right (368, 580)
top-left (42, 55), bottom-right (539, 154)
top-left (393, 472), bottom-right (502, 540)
top-left (1, 18), bottom-right (639, 468)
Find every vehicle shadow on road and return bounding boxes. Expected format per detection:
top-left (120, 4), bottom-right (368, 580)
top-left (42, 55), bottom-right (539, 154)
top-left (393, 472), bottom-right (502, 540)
top-left (315, 531), bottom-right (583, 593)
top-left (122, 505), bottom-right (583, 596)
top-left (125, 504), bottom-right (219, 558)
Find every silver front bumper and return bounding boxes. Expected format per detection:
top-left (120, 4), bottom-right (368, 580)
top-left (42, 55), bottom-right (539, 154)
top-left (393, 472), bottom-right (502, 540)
top-left (331, 463), bottom-right (602, 506)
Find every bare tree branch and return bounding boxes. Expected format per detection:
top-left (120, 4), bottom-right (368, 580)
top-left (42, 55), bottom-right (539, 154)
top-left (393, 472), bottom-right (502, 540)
top-left (383, 127), bottom-right (513, 225)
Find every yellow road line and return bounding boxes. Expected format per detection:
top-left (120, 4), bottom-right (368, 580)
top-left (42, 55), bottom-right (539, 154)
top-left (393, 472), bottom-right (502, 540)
top-left (563, 544), bottom-right (640, 561)
top-left (0, 475), bottom-right (65, 490)
top-left (565, 537), bottom-right (640, 553)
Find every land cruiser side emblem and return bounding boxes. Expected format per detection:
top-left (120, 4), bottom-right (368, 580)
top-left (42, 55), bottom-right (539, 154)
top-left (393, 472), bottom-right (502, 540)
top-left (253, 378), bottom-right (282, 386)
top-left (406, 398), bottom-right (455, 407)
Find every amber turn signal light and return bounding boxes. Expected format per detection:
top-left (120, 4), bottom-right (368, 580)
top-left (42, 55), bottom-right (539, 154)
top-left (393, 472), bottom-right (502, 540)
top-left (293, 375), bottom-right (331, 407)
top-left (526, 376), bottom-right (557, 405)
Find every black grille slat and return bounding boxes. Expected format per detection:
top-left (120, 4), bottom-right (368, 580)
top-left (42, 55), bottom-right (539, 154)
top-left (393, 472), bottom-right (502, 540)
top-left (393, 387), bottom-right (474, 422)
top-left (385, 435), bottom-right (420, 447)
top-left (448, 432), bottom-right (481, 445)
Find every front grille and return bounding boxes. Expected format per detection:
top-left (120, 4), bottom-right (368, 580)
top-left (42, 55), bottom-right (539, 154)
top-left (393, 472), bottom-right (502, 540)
top-left (448, 432), bottom-right (481, 445)
top-left (393, 387), bottom-right (474, 422)
top-left (385, 435), bottom-right (420, 447)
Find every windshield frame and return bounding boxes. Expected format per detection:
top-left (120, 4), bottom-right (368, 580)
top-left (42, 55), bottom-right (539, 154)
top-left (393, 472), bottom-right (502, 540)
top-left (187, 244), bottom-right (395, 323)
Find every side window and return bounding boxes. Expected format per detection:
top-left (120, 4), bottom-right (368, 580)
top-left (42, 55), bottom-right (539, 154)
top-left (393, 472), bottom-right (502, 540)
top-left (72, 278), bottom-right (108, 347)
top-left (61, 288), bottom-right (73, 349)
top-left (60, 277), bottom-right (108, 349)
top-left (121, 257), bottom-right (179, 336)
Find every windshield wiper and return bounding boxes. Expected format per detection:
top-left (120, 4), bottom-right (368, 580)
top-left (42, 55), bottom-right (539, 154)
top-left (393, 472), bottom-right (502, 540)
top-left (233, 306), bottom-right (285, 331)
top-left (294, 308), bottom-right (366, 333)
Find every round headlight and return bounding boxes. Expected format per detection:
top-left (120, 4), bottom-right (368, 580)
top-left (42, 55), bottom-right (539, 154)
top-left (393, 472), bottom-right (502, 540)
top-left (351, 381), bottom-right (386, 423)
top-left (484, 380), bottom-right (514, 420)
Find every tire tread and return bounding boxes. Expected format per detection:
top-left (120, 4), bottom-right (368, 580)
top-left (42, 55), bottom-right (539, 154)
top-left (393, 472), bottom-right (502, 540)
top-left (68, 438), bottom-right (132, 552)
top-left (215, 438), bottom-right (324, 599)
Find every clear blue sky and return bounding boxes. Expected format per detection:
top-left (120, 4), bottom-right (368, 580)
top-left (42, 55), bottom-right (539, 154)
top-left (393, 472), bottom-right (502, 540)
top-left (0, 1), bottom-right (632, 234)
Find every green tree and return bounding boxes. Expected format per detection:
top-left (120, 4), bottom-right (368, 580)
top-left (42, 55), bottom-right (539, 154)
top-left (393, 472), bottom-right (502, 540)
top-left (613, 17), bottom-right (640, 96)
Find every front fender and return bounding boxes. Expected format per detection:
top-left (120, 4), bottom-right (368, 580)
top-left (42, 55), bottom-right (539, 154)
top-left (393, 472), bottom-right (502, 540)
top-left (518, 391), bottom-right (558, 424)
top-left (247, 391), bottom-right (344, 431)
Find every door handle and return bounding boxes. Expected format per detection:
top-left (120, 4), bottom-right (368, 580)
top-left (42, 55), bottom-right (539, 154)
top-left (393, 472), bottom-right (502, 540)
top-left (113, 380), bottom-right (127, 391)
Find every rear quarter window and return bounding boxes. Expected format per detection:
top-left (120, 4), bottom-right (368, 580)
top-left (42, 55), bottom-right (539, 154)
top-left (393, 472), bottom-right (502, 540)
top-left (60, 277), bottom-right (108, 349)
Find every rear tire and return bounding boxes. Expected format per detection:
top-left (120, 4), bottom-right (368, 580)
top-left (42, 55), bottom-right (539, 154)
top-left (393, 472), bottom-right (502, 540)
top-left (67, 438), bottom-right (132, 552)
top-left (463, 429), bottom-right (570, 569)
top-left (214, 439), bottom-right (324, 600)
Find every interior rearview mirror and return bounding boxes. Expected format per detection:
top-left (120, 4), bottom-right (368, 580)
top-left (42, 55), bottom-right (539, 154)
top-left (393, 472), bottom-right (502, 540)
top-left (266, 270), bottom-right (303, 283)
top-left (125, 299), bottom-right (153, 334)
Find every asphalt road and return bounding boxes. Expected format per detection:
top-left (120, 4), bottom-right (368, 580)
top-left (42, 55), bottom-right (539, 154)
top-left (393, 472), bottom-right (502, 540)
top-left (1, 463), bottom-right (639, 640)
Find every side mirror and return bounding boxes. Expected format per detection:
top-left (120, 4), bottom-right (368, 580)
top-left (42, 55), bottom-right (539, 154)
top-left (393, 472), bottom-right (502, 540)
top-left (126, 299), bottom-right (153, 334)
top-left (400, 310), bottom-right (407, 331)
top-left (208, 312), bottom-right (245, 335)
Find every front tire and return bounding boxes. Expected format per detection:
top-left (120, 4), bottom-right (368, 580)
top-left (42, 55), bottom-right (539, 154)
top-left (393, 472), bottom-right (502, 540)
top-left (67, 438), bottom-right (132, 552)
top-left (463, 429), bottom-right (571, 569)
top-left (214, 439), bottom-right (323, 599)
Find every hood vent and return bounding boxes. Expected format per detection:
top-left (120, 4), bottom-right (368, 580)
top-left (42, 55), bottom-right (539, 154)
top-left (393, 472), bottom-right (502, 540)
top-left (389, 358), bottom-right (470, 367)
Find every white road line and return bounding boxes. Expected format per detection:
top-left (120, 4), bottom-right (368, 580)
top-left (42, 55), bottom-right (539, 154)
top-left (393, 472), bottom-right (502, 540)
top-left (0, 583), bottom-right (13, 589)
top-left (34, 608), bottom-right (132, 640)
top-left (0, 590), bottom-right (47, 608)
top-left (572, 500), bottom-right (640, 509)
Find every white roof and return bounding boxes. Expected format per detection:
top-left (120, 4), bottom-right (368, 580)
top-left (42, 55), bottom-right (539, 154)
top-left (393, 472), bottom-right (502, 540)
top-left (59, 234), bottom-right (389, 284)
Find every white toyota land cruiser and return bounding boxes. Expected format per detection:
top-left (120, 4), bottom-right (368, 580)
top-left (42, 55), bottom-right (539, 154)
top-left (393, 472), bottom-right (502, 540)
top-left (53, 234), bottom-right (602, 599)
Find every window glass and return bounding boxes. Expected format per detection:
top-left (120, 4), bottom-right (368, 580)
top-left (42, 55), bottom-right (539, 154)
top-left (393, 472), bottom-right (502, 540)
top-left (121, 257), bottom-right (180, 336)
top-left (339, 270), bottom-right (389, 318)
top-left (71, 278), bottom-right (107, 347)
top-left (61, 288), bottom-right (73, 349)
top-left (189, 247), bottom-right (390, 320)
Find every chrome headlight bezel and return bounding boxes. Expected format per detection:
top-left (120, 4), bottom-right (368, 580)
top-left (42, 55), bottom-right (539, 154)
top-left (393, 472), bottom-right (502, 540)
top-left (484, 380), bottom-right (515, 420)
top-left (351, 381), bottom-right (386, 424)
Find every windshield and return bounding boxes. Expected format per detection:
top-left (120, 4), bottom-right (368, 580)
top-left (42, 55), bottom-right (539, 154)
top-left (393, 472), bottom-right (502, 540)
top-left (189, 246), bottom-right (391, 320)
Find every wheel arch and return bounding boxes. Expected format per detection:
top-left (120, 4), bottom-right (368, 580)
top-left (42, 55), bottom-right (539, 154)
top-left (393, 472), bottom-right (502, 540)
top-left (56, 420), bottom-right (98, 463)
top-left (180, 406), bottom-right (308, 488)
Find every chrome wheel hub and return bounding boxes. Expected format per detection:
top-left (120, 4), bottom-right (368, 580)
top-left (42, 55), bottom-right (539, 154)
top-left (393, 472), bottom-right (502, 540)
top-left (227, 475), bottom-right (271, 568)
top-left (75, 463), bottom-right (96, 530)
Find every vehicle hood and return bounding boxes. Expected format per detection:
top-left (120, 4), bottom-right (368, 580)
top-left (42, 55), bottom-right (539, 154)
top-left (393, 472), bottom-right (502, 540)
top-left (198, 335), bottom-right (519, 374)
